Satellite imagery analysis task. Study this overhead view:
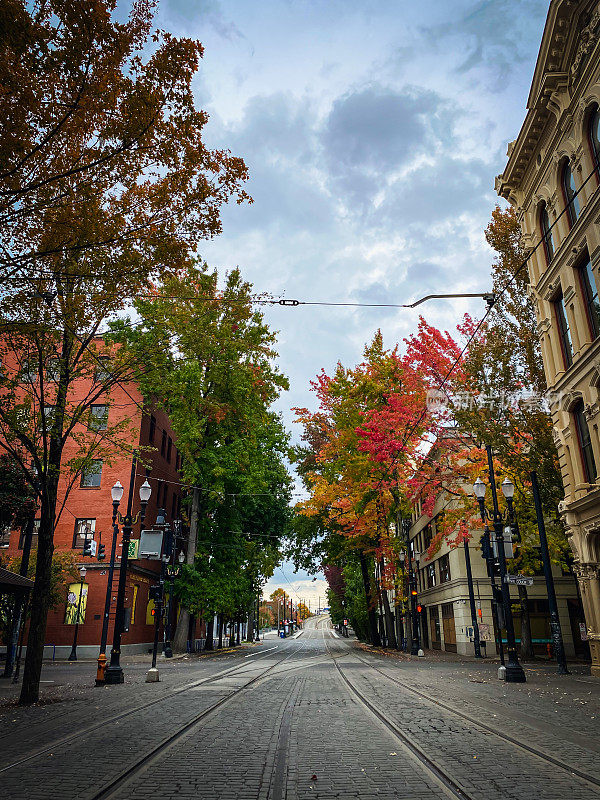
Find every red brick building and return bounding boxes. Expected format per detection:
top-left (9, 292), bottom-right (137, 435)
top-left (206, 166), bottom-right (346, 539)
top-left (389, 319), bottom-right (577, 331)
top-left (1, 358), bottom-right (187, 659)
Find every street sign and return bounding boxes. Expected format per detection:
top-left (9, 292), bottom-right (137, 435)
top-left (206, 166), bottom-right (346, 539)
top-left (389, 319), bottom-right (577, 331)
top-left (138, 530), bottom-right (163, 560)
top-left (504, 574), bottom-right (533, 586)
top-left (128, 539), bottom-right (139, 559)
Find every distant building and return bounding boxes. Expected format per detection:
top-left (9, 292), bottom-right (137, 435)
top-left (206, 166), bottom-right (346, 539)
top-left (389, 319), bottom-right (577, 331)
top-left (496, 0), bottom-right (600, 675)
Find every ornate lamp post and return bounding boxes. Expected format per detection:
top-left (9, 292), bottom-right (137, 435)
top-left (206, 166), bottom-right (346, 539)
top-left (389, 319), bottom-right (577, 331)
top-left (104, 461), bottom-right (151, 685)
top-left (473, 447), bottom-right (526, 683)
top-left (67, 565), bottom-right (87, 661)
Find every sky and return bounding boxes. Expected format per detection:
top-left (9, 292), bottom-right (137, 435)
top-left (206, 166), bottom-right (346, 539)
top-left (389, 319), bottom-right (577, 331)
top-left (155, 0), bottom-right (549, 606)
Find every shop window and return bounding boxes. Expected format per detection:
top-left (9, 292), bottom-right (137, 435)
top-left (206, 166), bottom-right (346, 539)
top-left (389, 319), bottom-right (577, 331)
top-left (64, 582), bottom-right (88, 624)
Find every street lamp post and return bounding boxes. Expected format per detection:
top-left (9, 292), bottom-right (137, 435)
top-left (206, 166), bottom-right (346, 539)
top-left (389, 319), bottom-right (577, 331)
top-left (473, 447), bottom-right (526, 683)
top-left (463, 539), bottom-right (482, 658)
top-left (104, 460), bottom-right (151, 685)
top-left (96, 484), bottom-right (124, 684)
top-left (68, 565), bottom-right (87, 661)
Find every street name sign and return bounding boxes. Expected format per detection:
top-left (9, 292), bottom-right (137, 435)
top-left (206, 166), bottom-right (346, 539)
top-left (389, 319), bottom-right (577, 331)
top-left (504, 574), bottom-right (533, 586)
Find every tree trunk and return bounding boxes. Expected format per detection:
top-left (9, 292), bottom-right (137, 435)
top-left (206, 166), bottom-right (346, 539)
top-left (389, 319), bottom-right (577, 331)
top-left (204, 616), bottom-right (214, 651)
top-left (172, 487), bottom-right (199, 652)
top-left (19, 493), bottom-right (56, 705)
top-left (518, 584), bottom-right (534, 659)
top-left (246, 607), bottom-right (255, 642)
top-left (228, 620), bottom-right (235, 648)
top-left (217, 615), bottom-right (223, 648)
top-left (358, 549), bottom-right (381, 646)
top-left (379, 561), bottom-right (398, 649)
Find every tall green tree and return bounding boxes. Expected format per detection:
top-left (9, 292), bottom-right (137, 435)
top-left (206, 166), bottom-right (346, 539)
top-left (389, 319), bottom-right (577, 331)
top-left (112, 262), bottom-right (292, 648)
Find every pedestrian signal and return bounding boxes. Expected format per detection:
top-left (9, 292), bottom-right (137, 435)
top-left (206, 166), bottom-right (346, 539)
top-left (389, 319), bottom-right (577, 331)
top-left (416, 605), bottom-right (422, 613)
top-left (150, 608), bottom-right (155, 617)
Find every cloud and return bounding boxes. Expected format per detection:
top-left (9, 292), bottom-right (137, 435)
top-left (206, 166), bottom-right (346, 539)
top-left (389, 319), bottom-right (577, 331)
top-left (418, 0), bottom-right (548, 91)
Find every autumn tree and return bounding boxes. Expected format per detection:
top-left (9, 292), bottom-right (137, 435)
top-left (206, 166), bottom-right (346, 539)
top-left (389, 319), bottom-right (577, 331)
top-left (294, 332), bottom-right (430, 647)
top-left (0, 1), bottom-right (251, 704)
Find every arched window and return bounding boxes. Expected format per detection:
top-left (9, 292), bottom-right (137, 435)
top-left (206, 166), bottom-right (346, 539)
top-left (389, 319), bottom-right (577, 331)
top-left (573, 400), bottom-right (597, 483)
top-left (562, 160), bottom-right (580, 226)
top-left (589, 105), bottom-right (600, 172)
top-left (540, 202), bottom-right (554, 263)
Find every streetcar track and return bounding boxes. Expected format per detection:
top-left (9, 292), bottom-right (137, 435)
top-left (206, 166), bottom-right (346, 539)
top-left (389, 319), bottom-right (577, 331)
top-left (87, 640), bottom-right (308, 800)
top-left (325, 632), bottom-right (600, 794)
top-left (0, 643), bottom-right (286, 775)
top-left (324, 633), bottom-right (473, 800)
top-left (352, 652), bottom-right (600, 789)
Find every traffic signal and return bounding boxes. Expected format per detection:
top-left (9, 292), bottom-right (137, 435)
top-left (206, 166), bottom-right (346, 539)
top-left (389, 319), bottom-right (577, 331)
top-left (149, 584), bottom-right (163, 601)
top-left (416, 604), bottom-right (422, 613)
top-left (83, 538), bottom-right (94, 557)
top-left (411, 589), bottom-right (418, 597)
top-left (97, 544), bottom-right (106, 561)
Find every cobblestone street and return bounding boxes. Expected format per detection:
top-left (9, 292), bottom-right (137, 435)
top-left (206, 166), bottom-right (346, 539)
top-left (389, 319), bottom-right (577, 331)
top-left (1, 616), bottom-right (599, 800)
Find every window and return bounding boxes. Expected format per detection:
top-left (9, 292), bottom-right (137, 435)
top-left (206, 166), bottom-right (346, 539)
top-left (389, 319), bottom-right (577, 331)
top-left (578, 255), bottom-right (600, 339)
top-left (161, 430), bottom-right (167, 457)
top-left (175, 450), bottom-right (180, 471)
top-left (94, 357), bottom-right (111, 381)
top-left (19, 359), bottom-right (37, 383)
top-left (131, 585), bottom-right (138, 626)
top-left (80, 460), bottom-right (102, 488)
top-left (73, 518), bottom-right (96, 548)
top-left (42, 405), bottom-right (55, 426)
top-left (163, 483), bottom-right (168, 509)
top-left (423, 523), bottom-right (433, 549)
top-left (540, 202), bottom-right (554, 263)
top-left (426, 562), bottom-right (436, 589)
top-left (167, 437), bottom-right (172, 463)
top-left (562, 160), bottom-right (580, 227)
top-left (573, 401), bottom-right (597, 483)
top-left (589, 105), bottom-right (600, 172)
top-left (46, 357), bottom-right (61, 382)
top-left (171, 492), bottom-right (178, 520)
top-left (64, 582), bottom-right (88, 624)
top-left (19, 519), bottom-right (40, 549)
top-left (89, 404), bottom-right (108, 431)
top-left (0, 525), bottom-right (10, 547)
top-left (554, 291), bottom-right (573, 369)
top-left (438, 553), bottom-right (451, 583)
top-left (149, 414), bottom-right (156, 443)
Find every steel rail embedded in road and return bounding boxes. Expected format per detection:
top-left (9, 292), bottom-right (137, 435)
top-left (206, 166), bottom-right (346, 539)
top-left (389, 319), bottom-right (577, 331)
top-left (0, 643), bottom-right (284, 776)
top-left (323, 633), bottom-right (474, 800)
top-left (351, 653), bottom-right (600, 791)
top-left (84, 641), bottom-right (307, 800)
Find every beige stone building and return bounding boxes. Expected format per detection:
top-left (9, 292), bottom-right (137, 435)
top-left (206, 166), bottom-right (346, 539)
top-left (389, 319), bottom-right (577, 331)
top-left (496, 0), bottom-right (600, 674)
top-left (403, 486), bottom-right (584, 660)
